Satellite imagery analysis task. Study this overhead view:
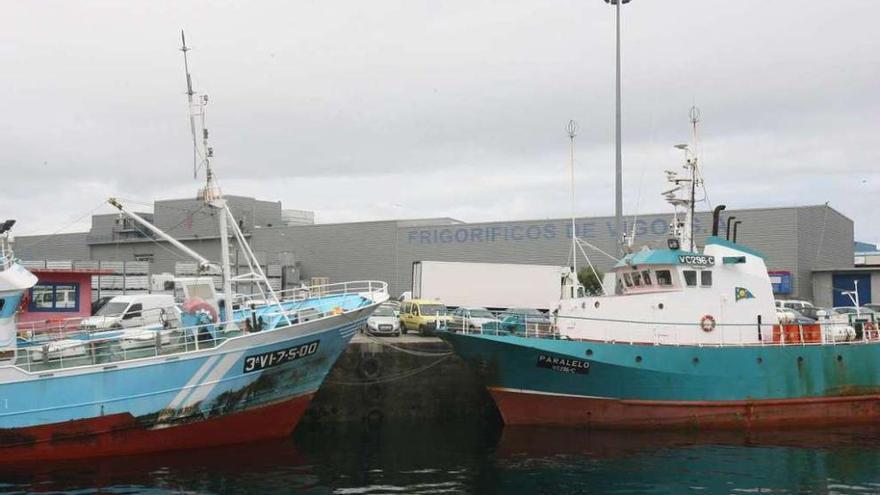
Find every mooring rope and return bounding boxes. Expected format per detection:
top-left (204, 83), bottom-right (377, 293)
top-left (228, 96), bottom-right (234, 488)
top-left (324, 354), bottom-right (454, 386)
top-left (360, 333), bottom-right (454, 357)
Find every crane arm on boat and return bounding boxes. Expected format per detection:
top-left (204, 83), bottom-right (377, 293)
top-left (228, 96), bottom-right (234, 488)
top-left (107, 197), bottom-right (215, 272)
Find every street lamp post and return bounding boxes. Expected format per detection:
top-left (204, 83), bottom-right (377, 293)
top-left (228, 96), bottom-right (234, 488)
top-left (604, 0), bottom-right (630, 253)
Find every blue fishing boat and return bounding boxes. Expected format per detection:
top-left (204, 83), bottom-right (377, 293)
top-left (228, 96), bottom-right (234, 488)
top-left (0, 35), bottom-right (389, 461)
top-left (442, 114), bottom-right (880, 429)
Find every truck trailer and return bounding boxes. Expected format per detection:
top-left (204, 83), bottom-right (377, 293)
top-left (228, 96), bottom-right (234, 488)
top-left (411, 261), bottom-right (567, 311)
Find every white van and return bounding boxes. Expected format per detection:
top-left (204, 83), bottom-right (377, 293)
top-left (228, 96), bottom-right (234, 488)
top-left (79, 294), bottom-right (177, 331)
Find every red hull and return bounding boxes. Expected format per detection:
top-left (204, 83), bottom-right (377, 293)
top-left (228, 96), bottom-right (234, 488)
top-left (0, 393), bottom-right (314, 462)
top-left (489, 388), bottom-right (880, 429)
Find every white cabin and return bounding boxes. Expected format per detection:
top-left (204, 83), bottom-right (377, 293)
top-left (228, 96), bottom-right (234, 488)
top-left (555, 236), bottom-right (779, 345)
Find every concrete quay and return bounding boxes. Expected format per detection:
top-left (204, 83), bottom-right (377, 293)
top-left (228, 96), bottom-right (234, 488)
top-left (300, 333), bottom-right (499, 426)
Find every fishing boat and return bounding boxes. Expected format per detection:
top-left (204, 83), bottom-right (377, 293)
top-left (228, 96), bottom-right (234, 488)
top-left (442, 114), bottom-right (880, 429)
top-left (0, 35), bottom-right (388, 461)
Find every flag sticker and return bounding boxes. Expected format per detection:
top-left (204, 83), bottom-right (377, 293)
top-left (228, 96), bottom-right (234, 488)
top-left (735, 287), bottom-right (755, 301)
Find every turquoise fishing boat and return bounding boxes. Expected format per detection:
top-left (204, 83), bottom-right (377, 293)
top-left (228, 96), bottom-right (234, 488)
top-left (443, 114), bottom-right (879, 429)
top-left (0, 34), bottom-right (388, 461)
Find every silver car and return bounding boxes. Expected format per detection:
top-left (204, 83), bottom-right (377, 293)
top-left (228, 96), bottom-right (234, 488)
top-left (365, 305), bottom-right (401, 336)
top-left (448, 307), bottom-right (500, 332)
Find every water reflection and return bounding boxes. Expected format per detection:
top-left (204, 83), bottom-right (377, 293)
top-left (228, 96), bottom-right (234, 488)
top-left (1, 423), bottom-right (880, 494)
top-left (495, 426), bottom-right (880, 494)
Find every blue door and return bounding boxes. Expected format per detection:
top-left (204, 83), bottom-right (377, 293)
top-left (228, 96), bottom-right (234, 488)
top-left (832, 273), bottom-right (872, 307)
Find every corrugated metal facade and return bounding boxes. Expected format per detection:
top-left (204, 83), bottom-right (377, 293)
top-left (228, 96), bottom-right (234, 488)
top-left (12, 201), bottom-right (853, 302)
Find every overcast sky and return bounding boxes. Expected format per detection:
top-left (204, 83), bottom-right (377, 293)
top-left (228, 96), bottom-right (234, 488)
top-left (2, 1), bottom-right (878, 244)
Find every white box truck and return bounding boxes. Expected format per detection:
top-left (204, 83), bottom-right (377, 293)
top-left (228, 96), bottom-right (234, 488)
top-left (411, 261), bottom-right (566, 311)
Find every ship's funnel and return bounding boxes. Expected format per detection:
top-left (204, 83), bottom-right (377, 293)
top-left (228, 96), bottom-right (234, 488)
top-left (712, 205), bottom-right (726, 237)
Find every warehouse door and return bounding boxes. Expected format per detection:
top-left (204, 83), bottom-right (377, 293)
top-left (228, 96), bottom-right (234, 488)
top-left (832, 273), bottom-right (872, 307)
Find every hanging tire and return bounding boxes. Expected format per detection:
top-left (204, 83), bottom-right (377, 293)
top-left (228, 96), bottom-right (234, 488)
top-left (358, 356), bottom-right (381, 380)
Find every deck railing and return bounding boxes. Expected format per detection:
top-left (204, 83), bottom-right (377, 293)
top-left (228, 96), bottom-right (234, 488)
top-left (452, 310), bottom-right (879, 348)
top-left (11, 280), bottom-right (387, 373)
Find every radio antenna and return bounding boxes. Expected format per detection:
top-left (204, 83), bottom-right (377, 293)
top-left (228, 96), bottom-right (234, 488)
top-left (180, 31), bottom-right (199, 179)
top-left (566, 120), bottom-right (580, 278)
top-left (179, 31), bottom-right (218, 200)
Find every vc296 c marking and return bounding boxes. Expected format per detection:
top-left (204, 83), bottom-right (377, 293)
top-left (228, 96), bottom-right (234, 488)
top-left (536, 354), bottom-right (590, 375)
top-left (243, 340), bottom-right (320, 373)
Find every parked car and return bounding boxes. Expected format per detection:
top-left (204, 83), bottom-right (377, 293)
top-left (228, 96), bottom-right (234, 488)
top-left (797, 305), bottom-right (828, 320)
top-left (502, 308), bottom-right (552, 325)
top-left (399, 299), bottom-right (450, 336)
top-left (833, 306), bottom-right (878, 316)
top-left (775, 299), bottom-right (815, 312)
top-left (381, 300), bottom-right (401, 317)
top-left (775, 308), bottom-right (816, 324)
top-left (484, 308), bottom-right (553, 336)
top-left (90, 295), bottom-right (114, 316)
top-left (79, 294), bottom-right (177, 331)
top-left (448, 307), bottom-right (500, 332)
top-left (365, 304), bottom-right (401, 336)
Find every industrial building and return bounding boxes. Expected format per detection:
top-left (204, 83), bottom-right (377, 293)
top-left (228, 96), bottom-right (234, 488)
top-left (13, 195), bottom-right (859, 306)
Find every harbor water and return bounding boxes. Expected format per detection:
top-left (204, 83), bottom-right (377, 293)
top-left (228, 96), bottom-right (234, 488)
top-left (4, 421), bottom-right (880, 494)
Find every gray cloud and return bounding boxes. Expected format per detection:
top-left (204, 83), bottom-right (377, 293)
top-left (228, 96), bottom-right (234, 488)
top-left (1, 0), bottom-right (878, 244)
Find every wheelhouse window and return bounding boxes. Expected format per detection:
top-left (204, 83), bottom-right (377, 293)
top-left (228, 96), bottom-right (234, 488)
top-left (29, 283), bottom-right (79, 312)
top-left (632, 271), bottom-right (642, 287)
top-left (623, 273), bottom-right (633, 288)
top-left (700, 270), bottom-right (713, 287)
top-left (656, 270), bottom-right (672, 287)
top-left (683, 270), bottom-right (698, 287)
top-left (642, 270), bottom-right (652, 286)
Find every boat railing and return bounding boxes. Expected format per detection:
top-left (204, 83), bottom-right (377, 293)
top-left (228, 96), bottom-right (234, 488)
top-left (234, 280), bottom-right (388, 306)
top-left (12, 281), bottom-right (388, 373)
top-left (458, 310), bottom-right (880, 348)
top-left (454, 312), bottom-right (555, 339)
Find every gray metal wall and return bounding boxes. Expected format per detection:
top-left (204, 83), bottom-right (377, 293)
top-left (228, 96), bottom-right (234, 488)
top-left (11, 204), bottom-right (853, 303)
top-left (13, 232), bottom-right (91, 261)
top-left (796, 206), bottom-right (854, 301)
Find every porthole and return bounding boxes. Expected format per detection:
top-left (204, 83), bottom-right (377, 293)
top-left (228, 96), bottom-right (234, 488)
top-left (635, 355), bottom-right (643, 363)
top-left (797, 356), bottom-right (804, 364)
top-left (585, 349), bottom-right (593, 356)
top-left (757, 357), bottom-right (763, 364)
top-left (837, 355), bottom-right (843, 362)
top-left (594, 301), bottom-right (600, 309)
top-left (582, 302), bottom-right (586, 309)
top-left (692, 357), bottom-right (699, 364)
top-left (658, 303), bottom-right (664, 310)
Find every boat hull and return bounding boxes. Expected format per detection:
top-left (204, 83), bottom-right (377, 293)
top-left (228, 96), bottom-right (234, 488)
top-left (442, 331), bottom-right (880, 429)
top-left (0, 392), bottom-right (313, 462)
top-left (0, 304), bottom-right (370, 461)
top-left (489, 388), bottom-right (880, 429)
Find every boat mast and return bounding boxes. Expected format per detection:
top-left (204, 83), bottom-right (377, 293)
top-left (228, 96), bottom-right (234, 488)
top-left (687, 106), bottom-right (701, 252)
top-left (664, 106), bottom-right (702, 252)
top-left (180, 31), bottom-right (236, 331)
top-left (567, 120), bottom-right (579, 278)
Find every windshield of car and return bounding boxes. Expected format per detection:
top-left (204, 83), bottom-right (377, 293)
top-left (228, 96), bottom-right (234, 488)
top-left (467, 308), bottom-right (494, 318)
top-left (95, 301), bottom-right (129, 317)
top-left (374, 306), bottom-right (396, 317)
top-left (419, 304), bottom-right (447, 315)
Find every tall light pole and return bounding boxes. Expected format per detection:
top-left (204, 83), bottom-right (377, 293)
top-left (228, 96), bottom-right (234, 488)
top-left (605, 0), bottom-right (630, 253)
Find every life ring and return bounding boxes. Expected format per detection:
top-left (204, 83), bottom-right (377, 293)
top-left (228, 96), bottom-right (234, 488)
top-left (700, 314), bottom-right (716, 332)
